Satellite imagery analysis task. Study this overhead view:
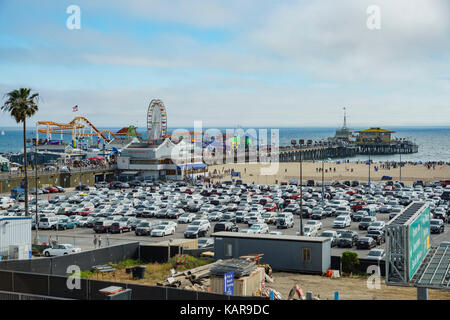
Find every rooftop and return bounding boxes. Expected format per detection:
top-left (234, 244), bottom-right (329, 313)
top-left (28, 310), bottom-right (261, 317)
top-left (212, 231), bottom-right (331, 243)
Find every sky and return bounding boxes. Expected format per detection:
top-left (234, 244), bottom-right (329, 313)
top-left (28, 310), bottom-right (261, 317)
top-left (0, 0), bottom-right (449, 129)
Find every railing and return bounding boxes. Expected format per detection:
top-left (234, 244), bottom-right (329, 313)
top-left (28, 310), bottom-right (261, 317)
top-left (0, 164), bottom-right (117, 179)
top-left (0, 290), bottom-right (73, 300)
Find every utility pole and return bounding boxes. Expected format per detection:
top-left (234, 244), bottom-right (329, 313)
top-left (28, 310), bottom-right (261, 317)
top-left (299, 153), bottom-right (304, 236)
top-left (34, 140), bottom-right (39, 245)
top-left (399, 153), bottom-right (402, 183)
top-left (368, 154), bottom-right (371, 184)
top-left (321, 159), bottom-right (325, 203)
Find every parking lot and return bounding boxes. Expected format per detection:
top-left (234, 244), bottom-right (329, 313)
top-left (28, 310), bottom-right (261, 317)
top-left (4, 180), bottom-right (450, 259)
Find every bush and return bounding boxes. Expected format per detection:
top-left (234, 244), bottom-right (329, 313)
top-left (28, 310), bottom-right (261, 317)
top-left (342, 251), bottom-right (359, 274)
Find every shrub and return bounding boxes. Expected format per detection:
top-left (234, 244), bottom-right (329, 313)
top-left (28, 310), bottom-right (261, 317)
top-left (342, 251), bottom-right (359, 274)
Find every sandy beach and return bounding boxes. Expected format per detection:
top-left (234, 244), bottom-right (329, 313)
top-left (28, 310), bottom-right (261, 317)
top-left (208, 161), bottom-right (450, 185)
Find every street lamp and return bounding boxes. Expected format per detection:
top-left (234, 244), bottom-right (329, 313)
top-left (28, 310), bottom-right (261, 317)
top-left (34, 138), bottom-right (39, 245)
top-left (399, 153), bottom-right (402, 183)
top-left (299, 153), bottom-right (304, 236)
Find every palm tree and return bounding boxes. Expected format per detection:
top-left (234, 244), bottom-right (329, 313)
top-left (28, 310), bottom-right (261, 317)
top-left (2, 88), bottom-right (39, 216)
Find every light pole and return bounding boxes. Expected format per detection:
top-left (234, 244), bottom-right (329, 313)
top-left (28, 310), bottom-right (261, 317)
top-left (299, 153), bottom-right (304, 236)
top-left (368, 154), bottom-right (371, 184)
top-left (321, 159), bottom-right (325, 203)
top-left (34, 139), bottom-right (39, 245)
top-left (399, 153), bottom-right (402, 183)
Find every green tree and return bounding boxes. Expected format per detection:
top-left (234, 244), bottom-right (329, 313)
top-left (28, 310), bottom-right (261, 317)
top-left (2, 88), bottom-right (39, 216)
top-left (342, 251), bottom-right (360, 274)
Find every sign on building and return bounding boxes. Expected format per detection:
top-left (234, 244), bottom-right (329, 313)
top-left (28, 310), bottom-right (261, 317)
top-left (224, 271), bottom-right (234, 296)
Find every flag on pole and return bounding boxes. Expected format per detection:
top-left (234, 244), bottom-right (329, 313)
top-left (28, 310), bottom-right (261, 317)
top-left (72, 105), bottom-right (78, 112)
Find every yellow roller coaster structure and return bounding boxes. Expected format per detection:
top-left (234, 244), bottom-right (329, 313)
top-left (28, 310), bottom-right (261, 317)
top-left (36, 116), bottom-right (118, 144)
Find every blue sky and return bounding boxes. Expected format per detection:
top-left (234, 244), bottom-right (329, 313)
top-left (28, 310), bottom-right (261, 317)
top-left (0, 0), bottom-right (449, 129)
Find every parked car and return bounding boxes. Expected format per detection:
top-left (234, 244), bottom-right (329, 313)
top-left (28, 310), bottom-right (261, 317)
top-left (57, 217), bottom-right (75, 230)
top-left (197, 237), bottom-right (214, 248)
top-left (184, 225), bottom-right (207, 238)
top-left (367, 221), bottom-right (386, 232)
top-left (249, 223), bottom-right (269, 234)
top-left (135, 221), bottom-right (160, 236)
top-left (359, 216), bottom-right (377, 230)
top-left (178, 213), bottom-right (196, 224)
top-left (213, 222), bottom-right (239, 233)
top-left (319, 230), bottom-right (339, 247)
top-left (365, 249), bottom-right (385, 261)
top-left (110, 222), bottom-right (131, 234)
top-left (38, 216), bottom-right (59, 230)
top-left (356, 237), bottom-right (376, 250)
top-left (366, 230), bottom-right (385, 245)
top-left (43, 244), bottom-right (81, 257)
top-left (430, 219), bottom-right (445, 234)
top-left (333, 215), bottom-right (351, 228)
top-left (337, 231), bottom-right (358, 248)
top-left (151, 224), bottom-right (175, 237)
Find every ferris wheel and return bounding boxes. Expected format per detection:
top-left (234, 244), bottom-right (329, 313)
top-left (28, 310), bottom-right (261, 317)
top-left (147, 99), bottom-right (167, 141)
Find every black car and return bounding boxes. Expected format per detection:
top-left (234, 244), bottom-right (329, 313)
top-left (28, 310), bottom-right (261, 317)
top-left (75, 184), bottom-right (90, 191)
top-left (213, 222), bottom-right (239, 233)
top-left (356, 237), bottom-right (376, 250)
top-left (430, 219), bottom-right (445, 234)
top-left (337, 230), bottom-right (358, 248)
top-left (366, 230), bottom-right (385, 245)
top-left (184, 225), bottom-right (207, 238)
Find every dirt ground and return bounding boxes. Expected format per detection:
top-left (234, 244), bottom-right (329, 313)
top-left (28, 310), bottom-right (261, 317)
top-left (269, 272), bottom-right (450, 300)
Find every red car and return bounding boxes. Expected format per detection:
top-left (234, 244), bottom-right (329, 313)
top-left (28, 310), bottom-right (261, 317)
top-left (110, 222), bottom-right (131, 234)
top-left (264, 203), bottom-right (277, 212)
top-left (79, 208), bottom-right (92, 216)
top-left (184, 189), bottom-right (195, 194)
top-left (46, 186), bottom-right (59, 193)
top-left (351, 201), bottom-right (367, 212)
top-left (290, 193), bottom-right (302, 199)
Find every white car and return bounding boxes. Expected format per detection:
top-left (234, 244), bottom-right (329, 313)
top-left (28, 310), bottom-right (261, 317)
top-left (189, 219), bottom-right (210, 233)
top-left (269, 231), bottom-right (283, 235)
top-left (249, 223), bottom-right (269, 234)
top-left (333, 215), bottom-right (351, 228)
top-left (239, 229), bottom-right (256, 234)
top-left (305, 220), bottom-right (322, 231)
top-left (178, 213), bottom-right (196, 224)
top-left (151, 224), bottom-right (175, 237)
top-left (43, 244), bottom-right (81, 257)
top-left (368, 221), bottom-right (386, 232)
top-left (297, 226), bottom-right (318, 237)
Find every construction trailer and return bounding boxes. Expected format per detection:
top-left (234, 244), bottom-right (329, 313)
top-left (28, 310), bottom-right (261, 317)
top-left (0, 216), bottom-right (32, 260)
top-left (212, 232), bottom-right (331, 274)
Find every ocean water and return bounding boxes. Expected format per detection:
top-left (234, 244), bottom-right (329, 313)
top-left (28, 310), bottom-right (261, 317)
top-left (1, 126), bottom-right (449, 162)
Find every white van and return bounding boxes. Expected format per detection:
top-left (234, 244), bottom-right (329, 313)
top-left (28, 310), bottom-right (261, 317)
top-left (38, 216), bottom-right (59, 230)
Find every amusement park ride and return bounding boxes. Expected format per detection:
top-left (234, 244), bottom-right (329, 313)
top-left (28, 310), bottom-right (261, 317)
top-left (35, 117), bottom-right (141, 148)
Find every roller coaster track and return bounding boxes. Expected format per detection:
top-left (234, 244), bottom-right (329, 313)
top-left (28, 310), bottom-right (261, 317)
top-left (36, 117), bottom-right (118, 142)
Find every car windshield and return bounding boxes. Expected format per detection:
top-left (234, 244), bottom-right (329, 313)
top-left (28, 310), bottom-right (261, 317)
top-left (155, 225), bottom-right (165, 230)
top-left (321, 232), bottom-right (334, 237)
top-left (336, 217), bottom-right (345, 221)
top-left (187, 227), bottom-right (199, 232)
top-left (430, 220), bottom-right (440, 225)
top-left (368, 250), bottom-right (383, 256)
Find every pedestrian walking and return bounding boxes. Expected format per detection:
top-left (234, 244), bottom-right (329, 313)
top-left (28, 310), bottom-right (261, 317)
top-left (93, 235), bottom-right (98, 248)
top-left (98, 235), bottom-right (102, 248)
top-left (106, 233), bottom-right (110, 247)
top-left (48, 236), bottom-right (52, 247)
